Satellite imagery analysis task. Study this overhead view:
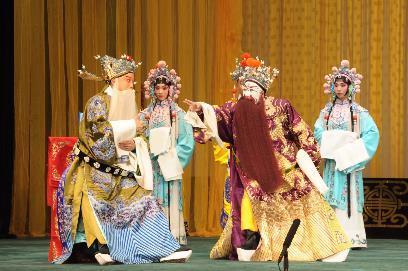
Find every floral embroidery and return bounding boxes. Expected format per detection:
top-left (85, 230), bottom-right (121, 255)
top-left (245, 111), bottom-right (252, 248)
top-left (69, 170), bottom-right (77, 185)
top-left (222, 97), bottom-right (320, 202)
top-left (215, 101), bottom-right (234, 125)
top-left (86, 95), bottom-right (107, 122)
top-left (55, 169), bottom-right (74, 261)
top-left (90, 168), bottom-right (113, 193)
top-left (224, 176), bottom-right (231, 203)
top-left (103, 126), bottom-right (113, 137)
top-left (120, 177), bottom-right (138, 189)
top-left (90, 136), bottom-right (116, 162)
top-left (266, 97), bottom-right (319, 200)
top-left (146, 100), bottom-right (172, 131)
top-left (280, 175), bottom-right (313, 201)
top-left (88, 194), bottom-right (162, 228)
top-left (91, 124), bottom-right (99, 134)
top-left (350, 234), bottom-right (367, 246)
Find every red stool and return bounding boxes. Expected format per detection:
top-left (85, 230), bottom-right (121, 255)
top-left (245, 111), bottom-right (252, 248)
top-left (47, 137), bottom-right (77, 262)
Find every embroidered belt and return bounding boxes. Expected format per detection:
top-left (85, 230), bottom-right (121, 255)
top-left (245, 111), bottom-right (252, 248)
top-left (73, 146), bottom-right (136, 178)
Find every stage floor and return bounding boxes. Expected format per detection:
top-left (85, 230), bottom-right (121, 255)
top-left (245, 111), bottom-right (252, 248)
top-left (0, 237), bottom-right (407, 271)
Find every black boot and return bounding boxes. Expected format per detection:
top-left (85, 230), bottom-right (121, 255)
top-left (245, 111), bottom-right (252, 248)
top-left (89, 240), bottom-right (110, 255)
top-left (241, 230), bottom-right (260, 250)
top-left (66, 242), bottom-right (97, 263)
top-left (98, 244), bottom-right (110, 254)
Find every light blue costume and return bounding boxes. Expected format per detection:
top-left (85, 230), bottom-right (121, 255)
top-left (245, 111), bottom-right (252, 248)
top-left (314, 99), bottom-right (379, 247)
top-left (140, 61), bottom-right (194, 245)
top-left (140, 103), bottom-right (194, 245)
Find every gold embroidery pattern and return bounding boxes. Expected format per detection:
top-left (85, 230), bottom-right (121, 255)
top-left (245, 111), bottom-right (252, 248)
top-left (51, 168), bottom-right (61, 183)
top-left (52, 191), bottom-right (60, 237)
top-left (51, 141), bottom-right (68, 160)
top-left (210, 97), bottom-right (346, 261)
top-left (210, 212), bottom-right (233, 259)
top-left (250, 190), bottom-right (350, 261)
top-left (258, 97), bottom-right (318, 200)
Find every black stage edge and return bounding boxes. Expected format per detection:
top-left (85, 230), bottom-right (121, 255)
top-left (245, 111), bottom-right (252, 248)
top-left (0, 0), bottom-right (15, 238)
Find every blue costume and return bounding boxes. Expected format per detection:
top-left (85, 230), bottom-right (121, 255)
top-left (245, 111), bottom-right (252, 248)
top-left (314, 60), bottom-right (379, 248)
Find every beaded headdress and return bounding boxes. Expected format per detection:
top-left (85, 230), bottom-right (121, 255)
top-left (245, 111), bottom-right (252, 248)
top-left (323, 60), bottom-right (363, 100)
top-left (143, 60), bottom-right (181, 102)
top-left (78, 54), bottom-right (141, 82)
top-left (231, 53), bottom-right (279, 91)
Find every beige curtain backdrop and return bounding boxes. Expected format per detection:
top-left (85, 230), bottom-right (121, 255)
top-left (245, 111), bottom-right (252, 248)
top-left (12, 0), bottom-right (408, 237)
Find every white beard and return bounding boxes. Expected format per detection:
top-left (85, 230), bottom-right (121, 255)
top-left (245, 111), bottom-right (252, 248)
top-left (107, 83), bottom-right (137, 121)
top-left (106, 84), bottom-right (138, 164)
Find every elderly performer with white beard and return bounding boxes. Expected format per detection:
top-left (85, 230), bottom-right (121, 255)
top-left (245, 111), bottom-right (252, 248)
top-left (51, 54), bottom-right (191, 265)
top-left (184, 53), bottom-right (351, 263)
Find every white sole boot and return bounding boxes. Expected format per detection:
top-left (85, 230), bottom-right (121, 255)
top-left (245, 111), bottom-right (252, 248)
top-left (94, 253), bottom-right (115, 265)
top-left (322, 249), bottom-right (350, 262)
top-left (160, 249), bottom-right (192, 263)
top-left (236, 248), bottom-right (256, 261)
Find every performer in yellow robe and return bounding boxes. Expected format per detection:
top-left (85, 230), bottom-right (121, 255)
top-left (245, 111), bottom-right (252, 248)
top-left (52, 54), bottom-right (191, 265)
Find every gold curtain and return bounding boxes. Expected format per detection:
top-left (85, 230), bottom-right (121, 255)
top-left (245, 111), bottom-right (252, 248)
top-left (241, 0), bottom-right (408, 178)
top-left (12, 0), bottom-right (408, 237)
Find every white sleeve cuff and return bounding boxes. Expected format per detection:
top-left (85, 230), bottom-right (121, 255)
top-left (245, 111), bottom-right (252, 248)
top-left (320, 130), bottom-right (358, 159)
top-left (184, 102), bottom-right (224, 147)
top-left (296, 149), bottom-right (328, 194)
top-left (333, 138), bottom-right (369, 171)
top-left (149, 127), bottom-right (171, 156)
top-left (132, 137), bottom-right (154, 190)
top-left (109, 119), bottom-right (136, 158)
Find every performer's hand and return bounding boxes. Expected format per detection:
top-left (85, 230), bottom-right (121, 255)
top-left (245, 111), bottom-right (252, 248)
top-left (119, 139), bottom-right (136, 151)
top-left (134, 116), bottom-right (145, 133)
top-left (183, 99), bottom-right (202, 112)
